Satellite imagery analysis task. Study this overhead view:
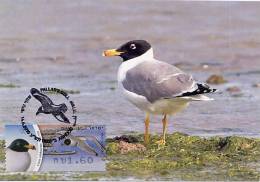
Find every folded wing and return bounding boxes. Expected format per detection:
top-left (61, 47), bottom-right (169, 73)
top-left (122, 61), bottom-right (197, 103)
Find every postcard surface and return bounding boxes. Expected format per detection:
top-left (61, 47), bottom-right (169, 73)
top-left (1, 1), bottom-right (260, 181)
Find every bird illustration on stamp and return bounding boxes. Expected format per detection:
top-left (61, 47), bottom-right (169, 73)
top-left (61, 135), bottom-right (106, 156)
top-left (30, 88), bottom-right (70, 124)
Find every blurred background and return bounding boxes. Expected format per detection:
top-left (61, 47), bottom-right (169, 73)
top-left (0, 1), bottom-right (260, 138)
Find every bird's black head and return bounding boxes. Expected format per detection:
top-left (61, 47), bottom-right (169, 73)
top-left (30, 88), bottom-right (41, 96)
top-left (8, 139), bottom-right (36, 152)
top-left (103, 40), bottom-right (152, 61)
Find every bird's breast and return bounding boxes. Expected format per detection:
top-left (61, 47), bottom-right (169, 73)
top-left (6, 149), bottom-right (31, 172)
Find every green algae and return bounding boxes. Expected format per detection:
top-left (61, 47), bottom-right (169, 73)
top-left (0, 133), bottom-right (260, 180)
top-left (63, 89), bottom-right (80, 94)
top-left (46, 89), bottom-right (80, 94)
top-left (0, 140), bottom-right (5, 162)
top-left (0, 173), bottom-right (60, 181)
top-left (105, 133), bottom-right (260, 180)
top-left (0, 83), bottom-right (20, 88)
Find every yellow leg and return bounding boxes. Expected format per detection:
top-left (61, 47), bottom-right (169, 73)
top-left (162, 114), bottom-right (168, 142)
top-left (156, 114), bottom-right (168, 146)
top-left (144, 113), bottom-right (150, 145)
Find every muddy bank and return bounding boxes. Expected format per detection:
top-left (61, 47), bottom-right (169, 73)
top-left (0, 133), bottom-right (260, 180)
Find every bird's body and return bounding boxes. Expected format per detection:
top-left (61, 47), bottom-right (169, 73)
top-left (118, 48), bottom-right (212, 115)
top-left (30, 88), bottom-right (70, 123)
top-left (103, 40), bottom-right (217, 145)
top-left (37, 104), bottom-right (67, 115)
top-left (6, 148), bottom-right (31, 172)
top-left (62, 135), bottom-right (105, 156)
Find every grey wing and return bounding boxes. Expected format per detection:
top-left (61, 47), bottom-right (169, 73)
top-left (85, 136), bottom-right (106, 153)
top-left (122, 61), bottom-right (196, 103)
top-left (69, 135), bottom-right (98, 156)
top-left (78, 141), bottom-right (98, 156)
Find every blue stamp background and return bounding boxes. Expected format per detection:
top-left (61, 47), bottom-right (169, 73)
top-left (5, 124), bottom-right (106, 172)
top-left (40, 125), bottom-right (106, 171)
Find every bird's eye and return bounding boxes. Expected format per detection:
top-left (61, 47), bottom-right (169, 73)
top-left (64, 139), bottom-right (71, 145)
top-left (64, 138), bottom-right (77, 146)
top-left (130, 44), bottom-right (136, 50)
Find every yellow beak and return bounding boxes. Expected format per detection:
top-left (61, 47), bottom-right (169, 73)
top-left (25, 144), bottom-right (36, 150)
top-left (102, 49), bottom-right (124, 57)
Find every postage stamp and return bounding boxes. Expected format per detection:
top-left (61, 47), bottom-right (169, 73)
top-left (5, 124), bottom-right (106, 172)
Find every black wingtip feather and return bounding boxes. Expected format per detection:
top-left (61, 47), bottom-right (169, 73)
top-left (178, 83), bottom-right (217, 97)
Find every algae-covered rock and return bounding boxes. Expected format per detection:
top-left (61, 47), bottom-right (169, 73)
top-left (253, 83), bottom-right (260, 88)
top-left (226, 86), bottom-right (243, 97)
top-left (0, 83), bottom-right (20, 88)
top-left (106, 138), bottom-right (146, 155)
top-left (106, 142), bottom-right (120, 155)
top-left (106, 133), bottom-right (260, 180)
top-left (0, 140), bottom-right (5, 162)
top-left (0, 173), bottom-right (60, 181)
top-left (117, 141), bottom-right (146, 154)
top-left (112, 134), bottom-right (141, 143)
top-left (226, 86), bottom-right (241, 93)
top-left (206, 74), bottom-right (227, 84)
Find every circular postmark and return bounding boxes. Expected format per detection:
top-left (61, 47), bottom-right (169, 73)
top-left (20, 87), bottom-right (77, 143)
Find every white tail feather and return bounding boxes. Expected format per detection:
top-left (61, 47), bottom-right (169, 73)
top-left (182, 95), bottom-right (214, 101)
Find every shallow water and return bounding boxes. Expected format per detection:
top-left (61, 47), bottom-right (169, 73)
top-left (0, 1), bottom-right (260, 138)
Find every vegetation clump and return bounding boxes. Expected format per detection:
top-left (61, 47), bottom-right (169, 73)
top-left (106, 133), bottom-right (260, 180)
top-left (0, 83), bottom-right (20, 88)
top-left (46, 89), bottom-right (80, 94)
top-left (0, 140), bottom-right (5, 162)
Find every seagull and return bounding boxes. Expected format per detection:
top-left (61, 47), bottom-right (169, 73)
top-left (30, 88), bottom-right (70, 123)
top-left (62, 135), bottom-right (106, 156)
top-left (6, 139), bottom-right (36, 172)
top-left (103, 40), bottom-right (217, 145)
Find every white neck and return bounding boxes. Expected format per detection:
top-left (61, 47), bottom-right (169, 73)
top-left (134, 48), bottom-right (154, 61)
top-left (118, 48), bottom-right (154, 82)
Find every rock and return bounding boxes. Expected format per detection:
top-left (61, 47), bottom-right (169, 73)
top-left (118, 141), bottom-right (146, 154)
top-left (252, 83), bottom-right (260, 88)
top-left (174, 62), bottom-right (193, 69)
top-left (206, 74), bottom-right (227, 84)
top-left (202, 64), bottom-right (209, 69)
top-left (226, 86), bottom-right (243, 97)
top-left (113, 135), bottom-right (140, 143)
top-left (226, 86), bottom-right (244, 97)
top-left (226, 86), bottom-right (241, 93)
